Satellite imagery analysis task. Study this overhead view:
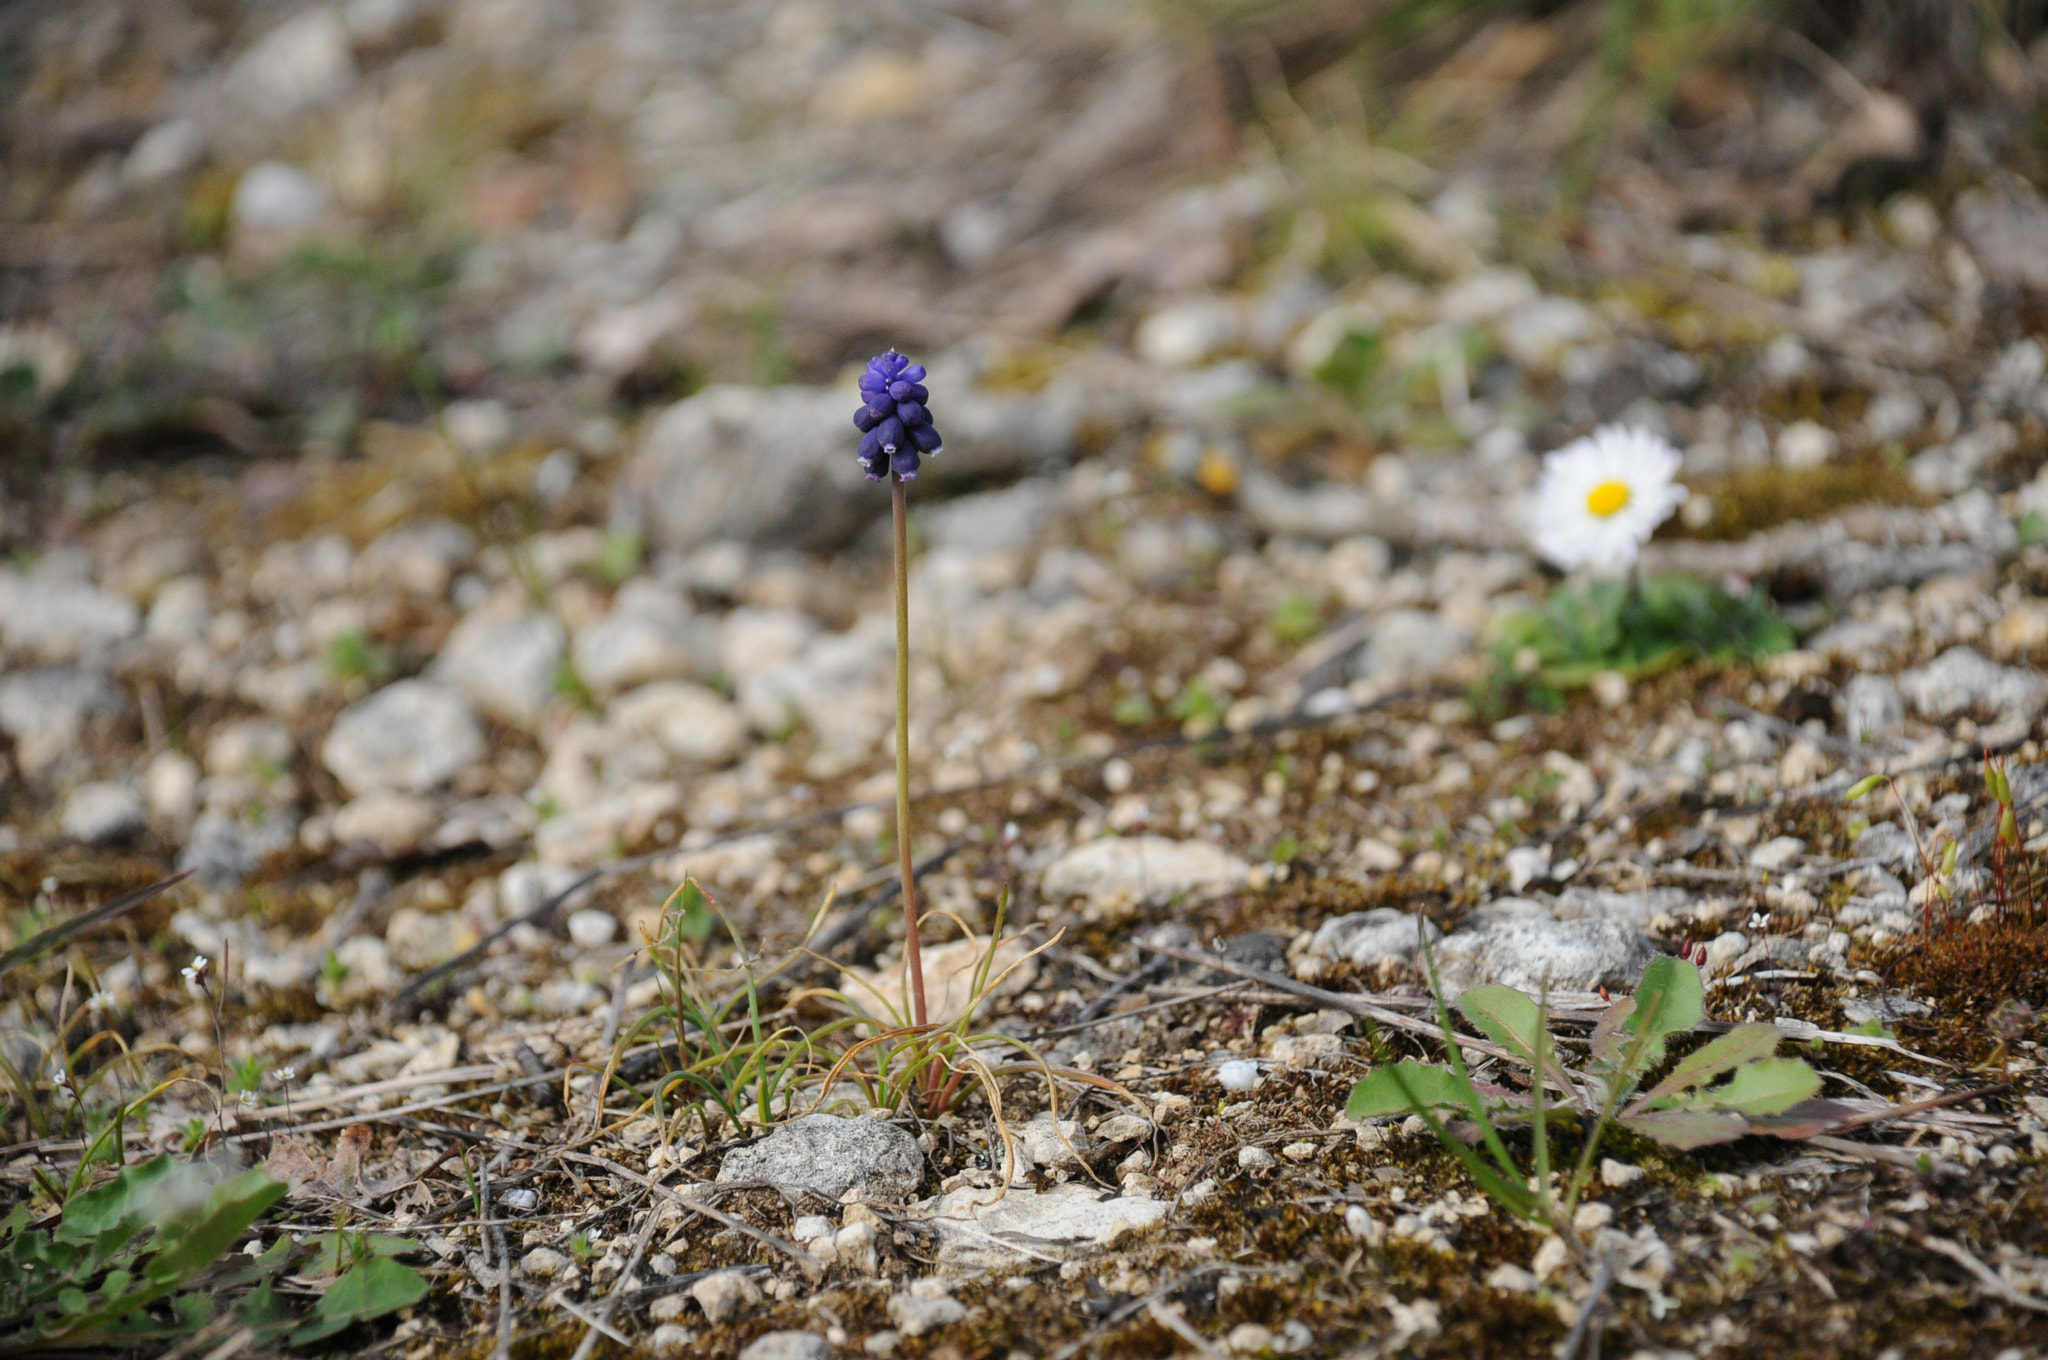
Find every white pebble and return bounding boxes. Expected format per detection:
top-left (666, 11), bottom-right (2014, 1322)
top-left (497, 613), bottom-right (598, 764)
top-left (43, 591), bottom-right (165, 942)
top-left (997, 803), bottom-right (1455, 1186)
top-left (1217, 1059), bottom-right (1261, 1091)
top-left (500, 1188), bottom-right (538, 1212)
top-left (567, 909), bottom-right (618, 948)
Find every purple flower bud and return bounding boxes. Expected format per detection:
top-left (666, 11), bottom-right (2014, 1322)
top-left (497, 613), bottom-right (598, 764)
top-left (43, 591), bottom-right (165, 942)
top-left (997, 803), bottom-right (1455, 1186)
top-left (855, 349), bottom-right (942, 480)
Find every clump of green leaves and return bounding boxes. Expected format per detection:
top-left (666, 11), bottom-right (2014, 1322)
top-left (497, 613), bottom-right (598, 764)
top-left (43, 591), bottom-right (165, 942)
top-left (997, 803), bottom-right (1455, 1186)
top-left (325, 630), bottom-right (393, 684)
top-left (1348, 949), bottom-right (1823, 1230)
top-left (0, 1155), bottom-right (427, 1350)
top-left (1270, 590), bottom-right (1324, 648)
top-left (1482, 573), bottom-right (1793, 711)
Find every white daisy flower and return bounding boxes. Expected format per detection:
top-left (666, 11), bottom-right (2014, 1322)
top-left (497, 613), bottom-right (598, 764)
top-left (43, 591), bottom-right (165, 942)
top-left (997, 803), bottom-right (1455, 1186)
top-left (1530, 425), bottom-right (1688, 573)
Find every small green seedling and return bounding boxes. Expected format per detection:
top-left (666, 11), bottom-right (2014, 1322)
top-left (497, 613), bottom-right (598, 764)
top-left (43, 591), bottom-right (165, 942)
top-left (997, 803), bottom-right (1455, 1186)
top-left (1348, 940), bottom-right (1823, 1231)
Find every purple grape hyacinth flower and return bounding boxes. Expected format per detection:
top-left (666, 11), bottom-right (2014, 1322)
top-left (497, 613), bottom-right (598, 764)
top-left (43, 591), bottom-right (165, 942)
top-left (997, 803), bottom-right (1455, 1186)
top-left (854, 350), bottom-right (942, 481)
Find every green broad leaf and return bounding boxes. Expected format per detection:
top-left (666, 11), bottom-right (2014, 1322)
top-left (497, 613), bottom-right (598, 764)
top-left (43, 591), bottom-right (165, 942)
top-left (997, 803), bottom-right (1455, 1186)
top-left (1641, 1023), bottom-right (1782, 1102)
top-left (304, 1232), bottom-right (420, 1279)
top-left (1347, 1061), bottom-right (1473, 1119)
top-left (1621, 957), bottom-right (1704, 1070)
top-left (291, 1256), bottom-right (430, 1344)
top-left (57, 1156), bottom-right (176, 1243)
top-left (143, 1169), bottom-right (286, 1285)
top-left (1697, 1059), bottom-right (1821, 1117)
top-left (1457, 986), bottom-right (1545, 1066)
top-left (1621, 1106), bottom-right (1751, 1150)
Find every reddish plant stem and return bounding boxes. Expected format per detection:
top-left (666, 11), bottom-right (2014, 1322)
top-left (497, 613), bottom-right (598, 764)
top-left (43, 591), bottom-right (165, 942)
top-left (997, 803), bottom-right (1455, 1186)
top-left (893, 474), bottom-right (929, 1032)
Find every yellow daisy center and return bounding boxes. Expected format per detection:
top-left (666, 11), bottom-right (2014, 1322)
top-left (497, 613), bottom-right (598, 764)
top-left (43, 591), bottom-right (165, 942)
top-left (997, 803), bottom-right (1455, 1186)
top-left (1585, 480), bottom-right (1631, 518)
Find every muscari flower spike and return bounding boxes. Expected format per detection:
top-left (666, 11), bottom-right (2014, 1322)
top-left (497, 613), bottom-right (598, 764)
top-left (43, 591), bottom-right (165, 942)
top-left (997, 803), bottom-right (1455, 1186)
top-left (854, 350), bottom-right (942, 481)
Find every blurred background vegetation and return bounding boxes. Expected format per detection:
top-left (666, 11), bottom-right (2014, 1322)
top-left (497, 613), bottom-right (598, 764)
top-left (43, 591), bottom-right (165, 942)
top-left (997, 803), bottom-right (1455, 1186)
top-left (0, 0), bottom-right (2043, 483)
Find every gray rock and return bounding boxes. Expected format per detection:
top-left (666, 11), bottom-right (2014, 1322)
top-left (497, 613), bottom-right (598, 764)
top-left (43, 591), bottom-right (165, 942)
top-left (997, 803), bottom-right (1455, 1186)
top-left (931, 1182), bottom-right (1171, 1270)
top-left (1908, 423), bottom-right (2017, 497)
top-left (1135, 295), bottom-right (1240, 368)
top-left (1895, 647), bottom-right (2048, 720)
top-left (61, 782), bottom-right (145, 844)
top-left (1354, 609), bottom-right (1472, 684)
top-left (1954, 182), bottom-right (2048, 292)
top-left (736, 619), bottom-right (893, 750)
top-left (231, 163), bottom-right (331, 233)
top-left (689, 1269), bottom-right (761, 1323)
top-left (1305, 908), bottom-right (1440, 968)
top-left (566, 909), bottom-right (617, 948)
top-left (0, 577), bottom-right (139, 662)
top-left (205, 718), bottom-right (295, 778)
top-left (887, 1291), bottom-right (967, 1338)
top-left (178, 806), bottom-right (299, 890)
top-left (1041, 836), bottom-right (1251, 906)
top-left (331, 792), bottom-right (440, 857)
top-left (1238, 470), bottom-right (1380, 542)
top-left (1840, 673), bottom-right (1904, 742)
top-left (354, 519), bottom-right (475, 596)
top-left (717, 607), bottom-right (816, 682)
top-left (739, 1333), bottom-right (831, 1360)
top-left (322, 680), bottom-right (486, 795)
top-left (620, 381), bottom-right (1072, 554)
top-left (144, 751), bottom-right (200, 824)
top-left (124, 119), bottom-right (206, 185)
top-left (384, 905), bottom-right (479, 969)
top-left (649, 1325), bottom-right (695, 1357)
top-left (1548, 887), bottom-right (1691, 928)
top-left (608, 680), bottom-right (746, 765)
top-left (1434, 919), bottom-right (1656, 996)
top-left (443, 400), bottom-right (513, 457)
top-left (570, 580), bottom-right (712, 698)
top-left (716, 1113), bottom-right (923, 1203)
top-left (1749, 837), bottom-right (1806, 871)
top-left (1851, 822), bottom-right (1917, 873)
top-left (519, 1246), bottom-right (569, 1279)
top-left (146, 577), bottom-right (211, 646)
top-left (225, 9), bottom-right (354, 118)
top-left (0, 667), bottom-right (123, 777)
top-left (431, 604), bottom-right (565, 728)
top-left (920, 479), bottom-right (1061, 554)
top-left (1820, 542), bottom-right (1993, 602)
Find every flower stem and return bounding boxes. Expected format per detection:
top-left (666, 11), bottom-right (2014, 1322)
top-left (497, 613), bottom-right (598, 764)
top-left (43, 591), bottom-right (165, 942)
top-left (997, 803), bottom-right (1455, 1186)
top-left (892, 474), bottom-right (929, 1031)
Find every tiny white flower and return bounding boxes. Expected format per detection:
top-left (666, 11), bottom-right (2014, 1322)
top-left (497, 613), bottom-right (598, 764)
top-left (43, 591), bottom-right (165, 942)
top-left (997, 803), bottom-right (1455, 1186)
top-left (274, 1066), bottom-right (296, 1085)
top-left (49, 1065), bottom-right (68, 1087)
top-left (86, 990), bottom-right (115, 1013)
top-left (1217, 1058), bottom-right (1262, 1092)
top-left (238, 1090), bottom-right (257, 1108)
top-left (1530, 425), bottom-right (1687, 573)
top-left (1748, 911), bottom-right (1771, 931)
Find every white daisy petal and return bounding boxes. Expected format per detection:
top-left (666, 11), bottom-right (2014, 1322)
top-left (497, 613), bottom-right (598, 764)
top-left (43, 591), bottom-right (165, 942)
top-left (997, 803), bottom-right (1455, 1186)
top-left (1526, 425), bottom-right (1687, 573)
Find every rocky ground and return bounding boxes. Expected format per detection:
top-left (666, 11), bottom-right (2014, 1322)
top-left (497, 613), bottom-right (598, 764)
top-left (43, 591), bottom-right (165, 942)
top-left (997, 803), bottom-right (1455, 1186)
top-left (9, 2), bottom-right (2048, 1358)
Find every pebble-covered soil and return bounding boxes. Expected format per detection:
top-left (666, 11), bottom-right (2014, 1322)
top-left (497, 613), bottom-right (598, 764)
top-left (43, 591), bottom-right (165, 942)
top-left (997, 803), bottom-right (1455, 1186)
top-left (8, 2), bottom-right (2048, 1358)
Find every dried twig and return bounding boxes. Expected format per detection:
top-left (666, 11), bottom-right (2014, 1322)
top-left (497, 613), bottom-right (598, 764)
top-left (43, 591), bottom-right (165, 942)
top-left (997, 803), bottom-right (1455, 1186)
top-left (1557, 1252), bottom-right (1615, 1360)
top-left (1145, 1298), bottom-right (1225, 1359)
top-left (477, 1157), bottom-right (513, 1360)
top-left (566, 1193), bottom-right (662, 1360)
top-left (1883, 1218), bottom-right (2048, 1315)
top-left (560, 1151), bottom-right (813, 1270)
